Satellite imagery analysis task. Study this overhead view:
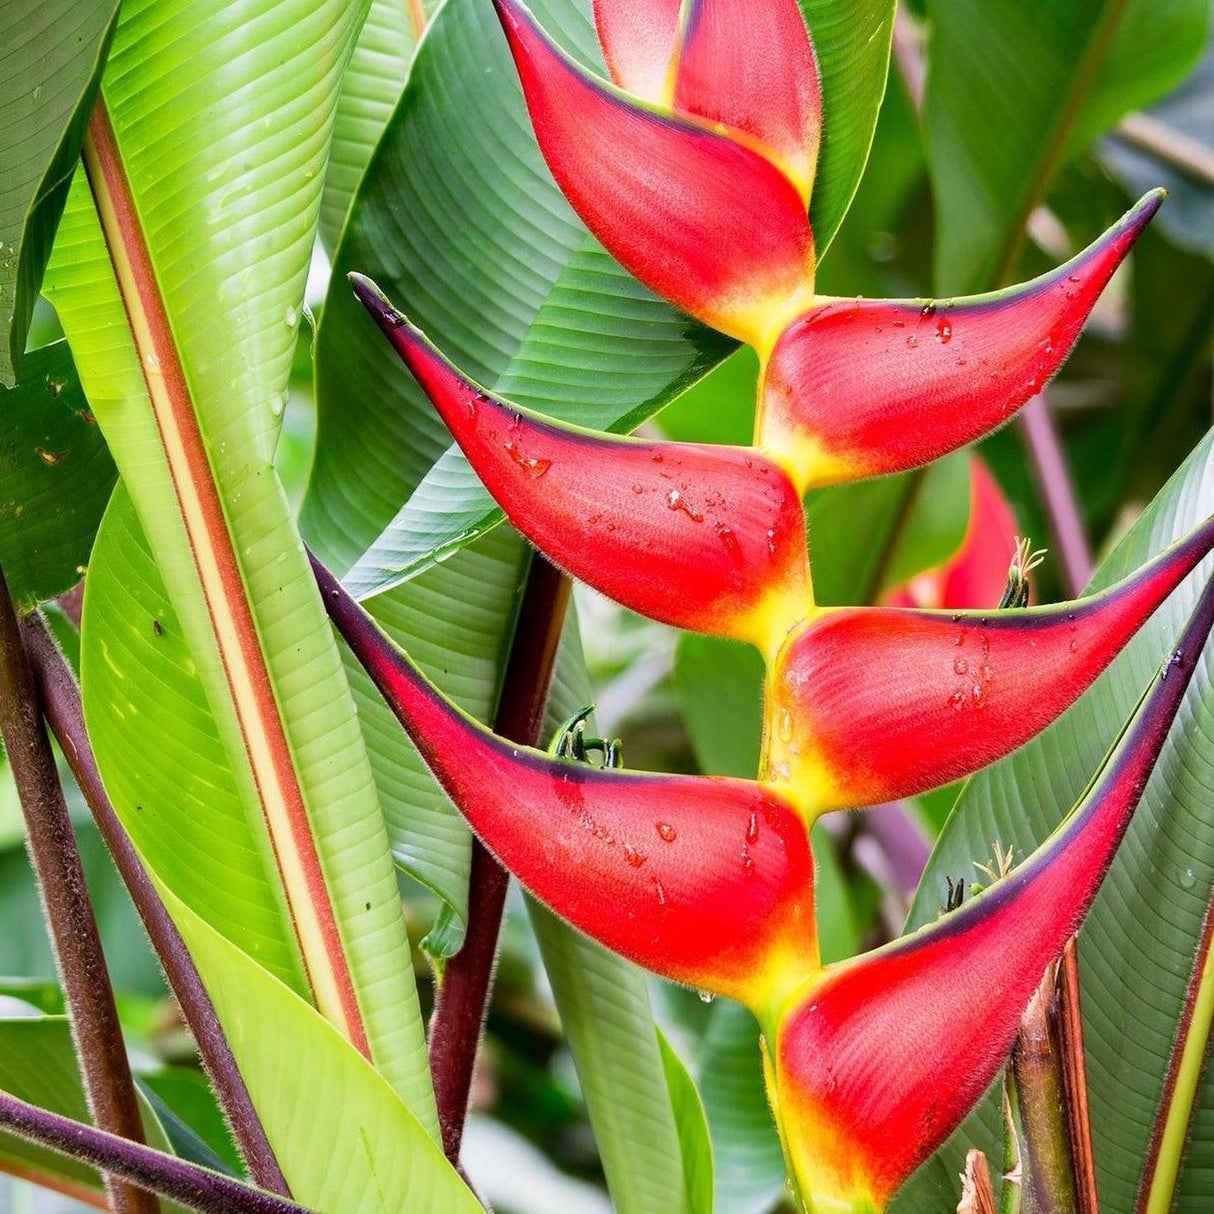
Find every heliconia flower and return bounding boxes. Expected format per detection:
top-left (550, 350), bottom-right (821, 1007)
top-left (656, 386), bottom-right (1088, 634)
top-left (493, 0), bottom-right (817, 349)
top-left (770, 569), bottom-right (1214, 1210)
top-left (764, 512), bottom-right (1214, 814)
top-left (595, 0), bottom-right (823, 201)
top-left (351, 275), bottom-right (812, 658)
top-left (760, 192), bottom-right (1163, 492)
top-left (311, 555), bottom-right (819, 1011)
top-left (884, 457), bottom-right (1021, 612)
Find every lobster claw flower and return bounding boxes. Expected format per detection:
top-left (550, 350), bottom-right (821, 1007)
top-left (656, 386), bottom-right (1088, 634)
top-left (885, 457), bottom-right (1020, 611)
top-left (761, 192), bottom-right (1163, 491)
top-left (312, 556), bottom-right (818, 1011)
top-left (352, 275), bottom-right (811, 658)
top-left (493, 0), bottom-right (816, 349)
top-left (770, 569), bottom-right (1214, 1210)
top-left (765, 513), bottom-right (1214, 814)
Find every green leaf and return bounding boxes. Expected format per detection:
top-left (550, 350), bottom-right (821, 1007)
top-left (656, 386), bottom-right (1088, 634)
top-left (156, 884), bottom-right (480, 1214)
top-left (696, 999), bottom-right (786, 1214)
top-left (0, 1015), bottom-right (188, 1210)
top-left (926, 0), bottom-right (1209, 292)
top-left (657, 1031), bottom-right (715, 1214)
top-left (320, 0), bottom-right (427, 251)
top-left (0, 0), bottom-right (118, 385)
top-left (801, 0), bottom-right (898, 255)
top-left (0, 340), bottom-right (115, 610)
top-left (900, 428), bottom-right (1214, 1210)
top-left (45, 0), bottom-right (434, 1133)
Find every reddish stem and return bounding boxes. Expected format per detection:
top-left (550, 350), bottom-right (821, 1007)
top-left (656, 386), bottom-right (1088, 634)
top-left (423, 556), bottom-right (572, 1162)
top-left (0, 567), bottom-right (156, 1214)
top-left (20, 613), bottom-right (290, 1198)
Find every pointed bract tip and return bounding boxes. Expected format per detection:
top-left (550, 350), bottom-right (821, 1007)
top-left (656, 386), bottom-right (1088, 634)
top-left (1128, 187), bottom-right (1166, 231)
top-left (348, 273), bottom-right (404, 331)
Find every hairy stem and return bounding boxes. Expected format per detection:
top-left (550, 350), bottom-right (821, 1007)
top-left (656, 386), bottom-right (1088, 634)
top-left (425, 555), bottom-right (572, 1163)
top-left (0, 566), bottom-right (156, 1214)
top-left (0, 1091), bottom-right (308, 1214)
top-left (19, 613), bottom-right (289, 1197)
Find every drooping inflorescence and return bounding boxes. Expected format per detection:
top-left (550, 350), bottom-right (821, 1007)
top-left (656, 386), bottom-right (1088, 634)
top-left (324, 2), bottom-right (1206, 1208)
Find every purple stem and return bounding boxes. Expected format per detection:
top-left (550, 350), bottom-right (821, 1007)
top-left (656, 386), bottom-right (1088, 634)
top-left (0, 1091), bottom-right (308, 1214)
top-left (20, 613), bottom-right (290, 1197)
top-left (0, 567), bottom-right (155, 1214)
top-left (1020, 394), bottom-right (1094, 595)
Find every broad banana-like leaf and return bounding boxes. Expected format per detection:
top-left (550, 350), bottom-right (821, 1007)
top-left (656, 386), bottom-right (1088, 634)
top-left (926, 0), bottom-right (1208, 293)
top-left (319, 0), bottom-right (433, 250)
top-left (0, 0), bottom-right (118, 384)
top-left (43, 0), bottom-right (437, 1159)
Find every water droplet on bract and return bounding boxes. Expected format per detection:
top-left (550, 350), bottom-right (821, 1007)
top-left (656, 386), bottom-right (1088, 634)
top-left (953, 631), bottom-right (965, 647)
top-left (666, 488), bottom-right (703, 521)
top-left (715, 523), bottom-right (740, 559)
top-left (954, 657), bottom-right (968, 675)
top-left (767, 529), bottom-right (777, 556)
top-left (650, 451), bottom-right (663, 463)
top-left (972, 684), bottom-right (986, 708)
top-left (654, 880), bottom-right (667, 907)
top-left (284, 305), bottom-right (298, 329)
top-left (935, 320), bottom-right (953, 344)
top-left (906, 335), bottom-right (918, 349)
top-left (1069, 639), bottom-right (1078, 653)
top-left (1068, 275), bottom-right (1081, 284)
top-left (949, 690), bottom-right (966, 713)
top-left (270, 389), bottom-right (288, 417)
top-left (746, 811), bottom-right (760, 844)
top-left (657, 822), bottom-right (677, 842)
top-left (632, 483), bottom-right (644, 495)
top-left (779, 709), bottom-right (793, 743)
top-left (698, 989), bottom-right (716, 1004)
top-left (144, 352), bottom-right (161, 372)
top-left (1181, 867), bottom-right (1197, 890)
top-left (623, 844), bottom-right (646, 868)
top-left (920, 303), bottom-right (937, 318)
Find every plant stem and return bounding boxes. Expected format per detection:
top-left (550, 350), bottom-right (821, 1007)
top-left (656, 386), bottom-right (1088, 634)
top-left (1020, 397), bottom-right (1094, 594)
top-left (19, 613), bottom-right (290, 1198)
top-left (1115, 112), bottom-right (1214, 189)
top-left (0, 565), bottom-right (156, 1214)
top-left (0, 1091), bottom-right (308, 1214)
top-left (425, 555), bottom-right (572, 1163)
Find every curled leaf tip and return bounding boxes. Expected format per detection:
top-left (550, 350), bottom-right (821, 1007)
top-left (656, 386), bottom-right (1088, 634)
top-left (772, 566), bottom-right (1214, 1209)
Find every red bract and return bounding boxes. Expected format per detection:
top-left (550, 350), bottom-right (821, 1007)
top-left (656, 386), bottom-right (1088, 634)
top-left (772, 571), bottom-right (1214, 1209)
top-left (885, 457), bottom-right (1020, 611)
top-left (760, 192), bottom-right (1162, 491)
top-left (352, 275), bottom-right (811, 656)
top-left (592, 0), bottom-right (682, 101)
top-left (669, 0), bottom-right (822, 200)
top-left (313, 558), bottom-right (818, 1010)
top-left (493, 0), bottom-right (816, 348)
top-left (765, 514), bottom-right (1214, 812)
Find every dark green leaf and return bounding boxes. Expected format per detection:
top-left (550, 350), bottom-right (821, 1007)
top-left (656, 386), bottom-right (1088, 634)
top-left (0, 0), bottom-right (118, 384)
top-left (925, 0), bottom-right (1208, 292)
top-left (0, 340), bottom-right (115, 610)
